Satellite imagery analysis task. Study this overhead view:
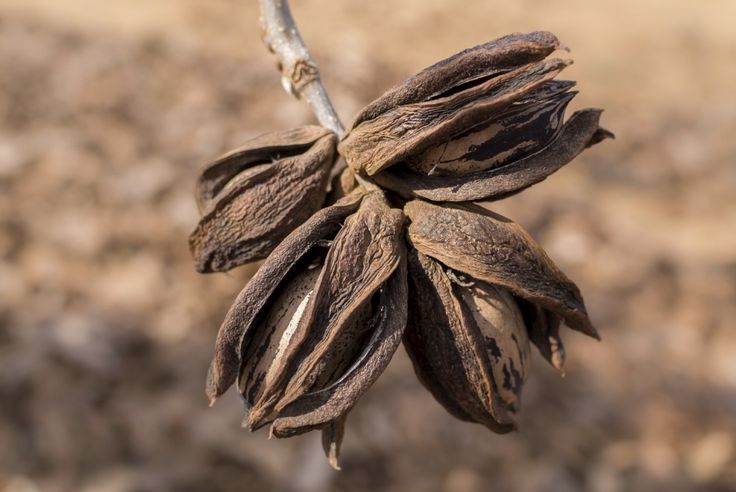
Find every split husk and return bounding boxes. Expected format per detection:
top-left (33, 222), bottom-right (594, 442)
top-left (205, 190), bottom-right (407, 467)
top-left (339, 31), bottom-right (612, 202)
top-left (190, 126), bottom-right (337, 272)
top-left (404, 249), bottom-right (531, 431)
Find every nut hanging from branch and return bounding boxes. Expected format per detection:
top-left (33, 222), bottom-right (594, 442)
top-left (193, 0), bottom-right (613, 470)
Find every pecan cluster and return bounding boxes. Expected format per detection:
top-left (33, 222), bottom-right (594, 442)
top-left (190, 31), bottom-right (611, 468)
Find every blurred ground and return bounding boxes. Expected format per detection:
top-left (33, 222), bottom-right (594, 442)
top-left (1, 1), bottom-right (735, 491)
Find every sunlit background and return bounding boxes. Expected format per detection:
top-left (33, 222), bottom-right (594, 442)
top-left (1, 1), bottom-right (735, 491)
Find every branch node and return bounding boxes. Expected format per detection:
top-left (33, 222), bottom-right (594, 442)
top-left (259, 0), bottom-right (345, 137)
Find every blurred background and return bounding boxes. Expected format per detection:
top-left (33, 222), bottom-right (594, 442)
top-left (1, 0), bottom-right (735, 491)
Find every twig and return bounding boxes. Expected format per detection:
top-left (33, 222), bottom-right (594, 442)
top-left (259, 0), bottom-right (345, 137)
top-left (259, 0), bottom-right (379, 191)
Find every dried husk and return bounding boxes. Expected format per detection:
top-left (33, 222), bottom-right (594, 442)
top-left (404, 199), bottom-right (599, 340)
top-left (338, 30), bottom-right (613, 201)
top-left (270, 251), bottom-right (407, 437)
top-left (205, 191), bottom-right (365, 403)
top-left (403, 249), bottom-right (530, 431)
top-left (403, 80), bottom-right (577, 176)
top-left (340, 57), bottom-right (571, 176)
top-left (373, 108), bottom-right (613, 202)
top-left (189, 126), bottom-right (337, 273)
top-left (246, 192), bottom-right (406, 430)
top-left (353, 31), bottom-right (562, 126)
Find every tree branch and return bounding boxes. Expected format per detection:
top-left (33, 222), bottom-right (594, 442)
top-left (259, 0), bottom-right (345, 137)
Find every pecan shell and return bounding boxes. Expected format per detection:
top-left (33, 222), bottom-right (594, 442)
top-left (404, 250), bottom-right (531, 431)
top-left (404, 199), bottom-right (598, 339)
